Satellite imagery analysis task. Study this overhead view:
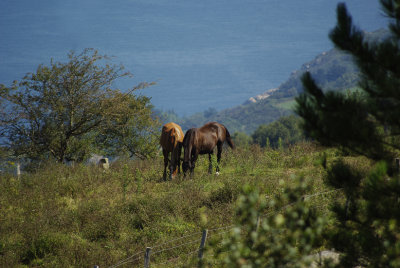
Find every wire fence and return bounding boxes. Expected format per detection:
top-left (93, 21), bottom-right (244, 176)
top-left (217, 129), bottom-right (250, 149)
top-left (101, 188), bottom-right (344, 268)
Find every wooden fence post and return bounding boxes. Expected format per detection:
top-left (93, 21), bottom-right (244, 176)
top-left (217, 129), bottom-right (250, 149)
top-left (16, 162), bottom-right (21, 178)
top-left (144, 247), bottom-right (151, 268)
top-left (198, 229), bottom-right (208, 267)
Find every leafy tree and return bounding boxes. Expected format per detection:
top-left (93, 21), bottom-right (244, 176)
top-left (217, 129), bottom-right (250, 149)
top-left (296, 1), bottom-right (400, 266)
top-left (252, 115), bottom-right (304, 148)
top-left (97, 93), bottom-right (160, 159)
top-left (232, 131), bottom-right (252, 148)
top-left (0, 49), bottom-right (158, 162)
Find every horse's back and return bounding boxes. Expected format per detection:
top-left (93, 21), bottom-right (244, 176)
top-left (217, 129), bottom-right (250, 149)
top-left (200, 122), bottom-right (226, 140)
top-left (160, 122), bottom-right (184, 151)
top-left (199, 121), bottom-right (235, 149)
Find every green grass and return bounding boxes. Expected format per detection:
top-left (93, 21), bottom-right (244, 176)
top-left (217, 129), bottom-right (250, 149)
top-left (0, 143), bottom-right (363, 267)
top-left (274, 99), bottom-right (297, 110)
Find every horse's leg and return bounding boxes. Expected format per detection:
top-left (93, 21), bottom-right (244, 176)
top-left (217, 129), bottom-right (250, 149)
top-left (190, 150), bottom-right (198, 177)
top-left (163, 149), bottom-right (169, 180)
top-left (170, 146), bottom-right (179, 180)
top-left (169, 150), bottom-right (175, 180)
top-left (177, 143), bottom-right (182, 174)
top-left (208, 151), bottom-right (213, 174)
top-left (216, 142), bottom-right (223, 174)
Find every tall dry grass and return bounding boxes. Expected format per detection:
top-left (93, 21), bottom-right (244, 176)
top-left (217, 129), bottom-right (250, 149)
top-left (0, 143), bottom-right (367, 267)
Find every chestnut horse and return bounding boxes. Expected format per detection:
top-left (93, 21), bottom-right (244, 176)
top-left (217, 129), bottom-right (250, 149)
top-left (182, 122), bottom-right (234, 176)
top-left (160, 122), bottom-right (184, 180)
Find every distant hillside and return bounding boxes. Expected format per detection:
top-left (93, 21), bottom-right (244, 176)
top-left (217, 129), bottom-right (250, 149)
top-left (158, 29), bottom-right (389, 134)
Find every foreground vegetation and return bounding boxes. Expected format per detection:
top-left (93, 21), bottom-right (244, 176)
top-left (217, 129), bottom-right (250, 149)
top-left (0, 143), bottom-right (352, 267)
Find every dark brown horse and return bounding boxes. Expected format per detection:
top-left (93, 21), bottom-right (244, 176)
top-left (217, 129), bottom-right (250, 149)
top-left (160, 122), bottom-right (184, 180)
top-left (182, 122), bottom-right (234, 176)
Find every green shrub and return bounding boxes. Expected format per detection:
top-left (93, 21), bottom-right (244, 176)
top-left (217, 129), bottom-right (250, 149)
top-left (206, 181), bottom-right (242, 206)
top-left (21, 233), bottom-right (67, 265)
top-left (206, 179), bottom-right (328, 267)
top-left (77, 200), bottom-right (122, 242)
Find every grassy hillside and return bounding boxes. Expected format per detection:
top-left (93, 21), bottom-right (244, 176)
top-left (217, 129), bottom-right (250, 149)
top-left (0, 143), bottom-right (370, 267)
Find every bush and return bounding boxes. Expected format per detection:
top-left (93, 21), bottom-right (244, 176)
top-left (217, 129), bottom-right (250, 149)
top-left (206, 178), bottom-right (328, 267)
top-left (252, 115), bottom-right (305, 148)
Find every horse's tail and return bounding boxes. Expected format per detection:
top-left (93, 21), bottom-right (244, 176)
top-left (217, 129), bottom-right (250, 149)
top-left (225, 127), bottom-right (235, 149)
top-left (183, 129), bottom-right (194, 162)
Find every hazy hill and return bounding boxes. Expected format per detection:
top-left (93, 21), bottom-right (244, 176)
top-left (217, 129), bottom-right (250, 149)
top-left (162, 29), bottom-right (389, 134)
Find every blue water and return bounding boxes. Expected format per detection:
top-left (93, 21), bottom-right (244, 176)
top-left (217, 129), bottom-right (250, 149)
top-left (0, 0), bottom-right (387, 116)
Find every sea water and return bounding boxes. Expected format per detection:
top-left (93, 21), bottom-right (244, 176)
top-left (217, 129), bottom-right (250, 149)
top-left (0, 0), bottom-right (387, 116)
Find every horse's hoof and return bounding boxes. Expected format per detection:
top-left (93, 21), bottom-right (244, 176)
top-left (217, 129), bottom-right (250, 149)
top-left (215, 172), bottom-right (220, 176)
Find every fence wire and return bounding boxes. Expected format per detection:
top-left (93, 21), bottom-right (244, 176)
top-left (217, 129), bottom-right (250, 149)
top-left (107, 188), bottom-right (344, 268)
top-left (152, 238), bottom-right (201, 255)
top-left (152, 230), bottom-right (203, 250)
top-left (108, 251), bottom-right (144, 268)
top-left (153, 249), bottom-right (198, 267)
